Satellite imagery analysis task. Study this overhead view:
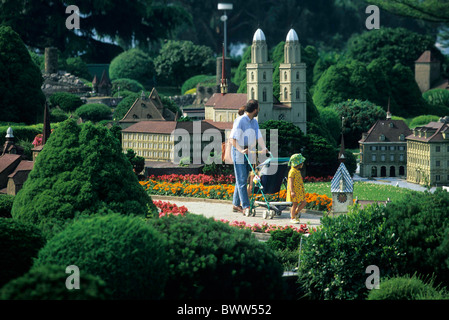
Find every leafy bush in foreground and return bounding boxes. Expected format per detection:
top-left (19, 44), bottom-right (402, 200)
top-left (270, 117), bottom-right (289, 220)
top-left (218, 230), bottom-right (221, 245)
top-left (0, 264), bottom-right (112, 300)
top-left (0, 218), bottom-right (46, 287)
top-left (34, 214), bottom-right (168, 299)
top-left (148, 214), bottom-right (286, 300)
top-left (297, 204), bottom-right (403, 300)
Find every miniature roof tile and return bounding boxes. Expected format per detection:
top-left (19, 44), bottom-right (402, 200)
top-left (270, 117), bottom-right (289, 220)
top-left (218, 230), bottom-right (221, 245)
top-left (406, 121), bottom-right (449, 142)
top-left (359, 119), bottom-right (411, 143)
top-left (415, 50), bottom-right (440, 63)
top-left (331, 162), bottom-right (353, 193)
top-left (204, 93), bottom-right (247, 110)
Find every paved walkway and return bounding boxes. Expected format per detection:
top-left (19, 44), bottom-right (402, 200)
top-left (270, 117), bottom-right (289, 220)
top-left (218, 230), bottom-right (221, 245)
top-left (152, 175), bottom-right (443, 229)
top-left (152, 195), bottom-right (323, 228)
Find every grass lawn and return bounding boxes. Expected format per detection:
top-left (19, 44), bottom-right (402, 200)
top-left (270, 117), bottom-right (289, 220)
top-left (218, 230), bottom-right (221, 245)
top-left (304, 181), bottom-right (416, 202)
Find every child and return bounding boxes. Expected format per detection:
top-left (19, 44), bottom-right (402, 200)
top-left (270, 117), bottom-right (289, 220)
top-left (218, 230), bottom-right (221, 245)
top-left (286, 153), bottom-right (307, 224)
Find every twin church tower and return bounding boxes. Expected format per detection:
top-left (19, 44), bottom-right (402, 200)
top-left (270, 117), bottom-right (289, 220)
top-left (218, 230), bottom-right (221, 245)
top-left (247, 28), bottom-right (307, 134)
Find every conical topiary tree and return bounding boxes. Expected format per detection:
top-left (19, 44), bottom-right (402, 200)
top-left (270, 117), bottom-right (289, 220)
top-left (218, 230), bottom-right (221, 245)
top-left (11, 119), bottom-right (156, 238)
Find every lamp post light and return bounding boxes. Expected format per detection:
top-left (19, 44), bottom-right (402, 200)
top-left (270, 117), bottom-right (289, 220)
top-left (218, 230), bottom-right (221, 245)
top-left (218, 3), bottom-right (233, 57)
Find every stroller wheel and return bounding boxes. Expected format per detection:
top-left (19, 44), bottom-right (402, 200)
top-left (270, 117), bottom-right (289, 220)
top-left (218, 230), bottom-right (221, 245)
top-left (269, 210), bottom-right (275, 219)
top-left (251, 207), bottom-right (256, 217)
top-left (263, 210), bottom-right (269, 219)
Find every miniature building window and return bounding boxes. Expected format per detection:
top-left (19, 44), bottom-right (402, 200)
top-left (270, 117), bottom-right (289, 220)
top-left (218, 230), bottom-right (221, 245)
top-left (141, 103), bottom-right (146, 108)
top-left (133, 114), bottom-right (138, 119)
top-left (390, 155), bottom-right (394, 161)
top-left (147, 114), bottom-right (152, 119)
top-left (263, 88), bottom-right (267, 102)
top-left (399, 134), bottom-right (405, 141)
top-left (389, 146), bottom-right (395, 151)
top-left (436, 160), bottom-right (441, 167)
top-left (251, 88), bottom-right (255, 100)
top-left (284, 72), bottom-right (287, 81)
top-left (436, 175), bottom-right (441, 181)
top-left (379, 134), bottom-right (385, 141)
top-left (284, 87), bottom-right (288, 100)
top-left (263, 72), bottom-right (266, 81)
top-left (372, 154), bottom-right (377, 162)
top-left (381, 154), bottom-right (386, 161)
top-left (436, 146), bottom-right (441, 152)
top-left (251, 72), bottom-right (254, 81)
top-left (296, 72), bottom-right (300, 80)
top-left (399, 154), bottom-right (404, 161)
top-left (296, 88), bottom-right (300, 100)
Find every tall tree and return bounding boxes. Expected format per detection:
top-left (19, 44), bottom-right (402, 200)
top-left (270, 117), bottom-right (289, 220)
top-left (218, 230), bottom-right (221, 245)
top-left (0, 0), bottom-right (190, 62)
top-left (366, 0), bottom-right (449, 23)
top-left (0, 26), bottom-right (45, 124)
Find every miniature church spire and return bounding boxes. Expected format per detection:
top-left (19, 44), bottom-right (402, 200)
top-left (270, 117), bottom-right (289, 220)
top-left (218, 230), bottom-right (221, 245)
top-left (338, 117), bottom-right (346, 163)
top-left (386, 97), bottom-right (392, 120)
top-left (220, 44), bottom-right (228, 95)
top-left (42, 101), bottom-right (51, 145)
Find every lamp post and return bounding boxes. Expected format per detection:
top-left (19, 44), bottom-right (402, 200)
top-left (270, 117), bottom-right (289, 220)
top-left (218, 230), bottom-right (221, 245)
top-left (218, 3), bottom-right (233, 57)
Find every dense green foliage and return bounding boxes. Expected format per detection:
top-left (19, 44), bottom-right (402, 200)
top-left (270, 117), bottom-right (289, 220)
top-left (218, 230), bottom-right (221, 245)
top-left (0, 26), bottom-right (45, 124)
top-left (34, 214), bottom-right (167, 299)
top-left (332, 99), bottom-right (387, 148)
top-left (109, 49), bottom-right (154, 87)
top-left (111, 78), bottom-right (146, 96)
top-left (0, 194), bottom-right (14, 218)
top-left (0, 264), bottom-right (112, 300)
top-left (346, 28), bottom-right (441, 70)
top-left (113, 92), bottom-right (140, 121)
top-left (65, 56), bottom-right (91, 80)
top-left (181, 75), bottom-right (215, 95)
top-left (11, 119), bottom-right (156, 238)
top-left (49, 92), bottom-right (83, 113)
top-left (50, 108), bottom-right (69, 123)
top-left (147, 214), bottom-right (286, 299)
top-left (75, 103), bottom-right (112, 122)
top-left (0, 218), bottom-right (46, 287)
top-left (422, 89), bottom-right (449, 116)
top-left (367, 274), bottom-right (448, 300)
top-left (125, 149), bottom-right (145, 175)
top-left (154, 40), bottom-right (215, 86)
top-left (384, 189), bottom-right (449, 287)
top-left (297, 204), bottom-right (403, 300)
top-left (408, 114), bottom-right (441, 128)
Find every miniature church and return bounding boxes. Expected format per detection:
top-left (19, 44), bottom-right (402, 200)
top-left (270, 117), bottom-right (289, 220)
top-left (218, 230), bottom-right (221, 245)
top-left (205, 28), bottom-right (307, 133)
top-left (331, 134), bottom-right (354, 214)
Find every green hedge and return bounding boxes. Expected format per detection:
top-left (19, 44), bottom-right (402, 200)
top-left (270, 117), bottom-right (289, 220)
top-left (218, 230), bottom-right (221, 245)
top-left (0, 264), bottom-right (112, 300)
top-left (49, 92), bottom-right (83, 113)
top-left (0, 218), bottom-right (46, 287)
top-left (147, 214), bottom-right (286, 300)
top-left (0, 194), bottom-right (14, 218)
top-left (75, 103), bottom-right (112, 122)
top-left (34, 214), bottom-right (168, 300)
top-left (384, 188), bottom-right (449, 287)
top-left (367, 274), bottom-right (448, 300)
top-left (181, 75), bottom-right (215, 95)
top-left (297, 204), bottom-right (403, 300)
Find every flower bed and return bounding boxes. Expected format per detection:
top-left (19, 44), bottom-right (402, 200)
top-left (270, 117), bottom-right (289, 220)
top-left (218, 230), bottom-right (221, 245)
top-left (143, 180), bottom-right (333, 212)
top-left (219, 219), bottom-right (311, 234)
top-left (153, 200), bottom-right (188, 218)
top-left (147, 174), bottom-right (235, 185)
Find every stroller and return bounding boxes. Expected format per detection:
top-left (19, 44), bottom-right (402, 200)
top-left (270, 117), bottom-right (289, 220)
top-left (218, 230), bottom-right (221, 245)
top-left (244, 153), bottom-right (292, 219)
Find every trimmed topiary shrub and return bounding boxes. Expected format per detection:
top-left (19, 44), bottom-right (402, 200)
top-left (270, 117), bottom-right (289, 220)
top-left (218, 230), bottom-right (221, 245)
top-left (367, 274), bottom-right (449, 300)
top-left (49, 92), bottom-right (83, 113)
top-left (109, 49), bottom-right (154, 87)
top-left (11, 119), bottom-right (156, 239)
top-left (0, 218), bottom-right (46, 287)
top-left (384, 188), bottom-right (449, 287)
top-left (297, 204), bottom-right (403, 300)
top-left (33, 214), bottom-right (168, 300)
top-left (75, 103), bottom-right (112, 122)
top-left (0, 194), bottom-right (14, 218)
top-left (111, 78), bottom-right (145, 96)
top-left (0, 264), bottom-right (112, 300)
top-left (147, 213), bottom-right (286, 300)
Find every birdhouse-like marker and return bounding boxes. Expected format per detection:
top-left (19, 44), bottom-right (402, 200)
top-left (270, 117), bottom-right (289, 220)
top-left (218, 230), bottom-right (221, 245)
top-left (331, 162), bottom-right (354, 214)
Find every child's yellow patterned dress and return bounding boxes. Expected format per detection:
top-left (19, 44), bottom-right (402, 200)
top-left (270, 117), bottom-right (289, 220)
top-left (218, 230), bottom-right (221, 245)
top-left (286, 167), bottom-right (306, 203)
